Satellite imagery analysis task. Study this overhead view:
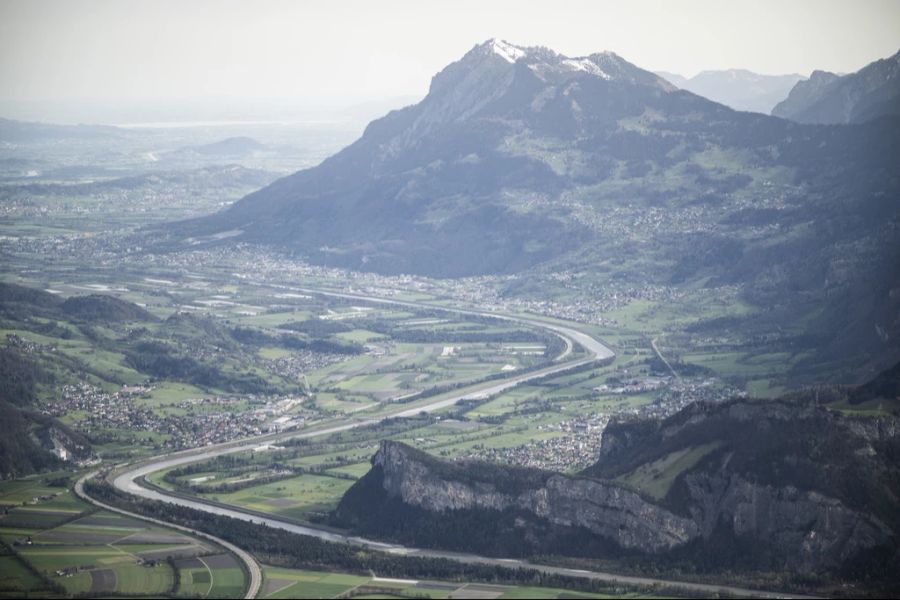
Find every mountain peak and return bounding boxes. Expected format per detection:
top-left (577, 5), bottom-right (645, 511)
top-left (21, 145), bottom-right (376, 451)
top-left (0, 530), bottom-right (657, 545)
top-left (808, 69), bottom-right (839, 81)
top-left (457, 39), bottom-right (668, 89)
top-left (485, 38), bottom-right (528, 63)
top-left (463, 38), bottom-right (558, 67)
top-left (409, 40), bottom-right (676, 138)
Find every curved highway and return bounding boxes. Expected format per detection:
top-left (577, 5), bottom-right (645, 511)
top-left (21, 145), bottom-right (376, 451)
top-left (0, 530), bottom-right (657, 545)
top-left (272, 283), bottom-right (614, 361)
top-left (74, 471), bottom-right (263, 599)
top-left (88, 289), bottom-right (805, 598)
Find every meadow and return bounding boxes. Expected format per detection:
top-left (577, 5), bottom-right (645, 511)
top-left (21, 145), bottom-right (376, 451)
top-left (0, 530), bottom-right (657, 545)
top-left (0, 474), bottom-right (247, 598)
top-left (258, 565), bottom-right (657, 599)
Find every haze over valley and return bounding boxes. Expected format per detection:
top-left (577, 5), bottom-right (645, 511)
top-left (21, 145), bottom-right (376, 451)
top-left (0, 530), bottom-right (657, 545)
top-left (1, 2), bottom-right (899, 598)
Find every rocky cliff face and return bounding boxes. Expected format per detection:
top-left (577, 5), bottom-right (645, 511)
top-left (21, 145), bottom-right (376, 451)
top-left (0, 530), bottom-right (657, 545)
top-left (337, 396), bottom-right (899, 573)
top-left (682, 471), bottom-right (891, 571)
top-left (772, 50), bottom-right (900, 123)
top-left (595, 397), bottom-right (899, 571)
top-left (374, 440), bottom-right (697, 553)
top-left (771, 70), bottom-right (841, 120)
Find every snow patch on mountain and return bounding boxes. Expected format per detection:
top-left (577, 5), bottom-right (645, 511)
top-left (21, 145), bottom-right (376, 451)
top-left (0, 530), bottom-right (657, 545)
top-left (490, 39), bottom-right (527, 63)
top-left (561, 58), bottom-right (611, 80)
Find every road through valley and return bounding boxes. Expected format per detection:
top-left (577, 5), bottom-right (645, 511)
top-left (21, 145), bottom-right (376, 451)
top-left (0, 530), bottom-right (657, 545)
top-left (84, 288), bottom-right (804, 599)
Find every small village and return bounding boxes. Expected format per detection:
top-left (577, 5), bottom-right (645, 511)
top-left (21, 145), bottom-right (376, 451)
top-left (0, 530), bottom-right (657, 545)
top-left (463, 375), bottom-right (740, 471)
top-left (43, 383), bottom-right (314, 451)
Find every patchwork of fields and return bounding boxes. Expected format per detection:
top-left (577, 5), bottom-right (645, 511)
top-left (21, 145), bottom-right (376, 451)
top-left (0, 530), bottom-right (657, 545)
top-left (0, 475), bottom-right (246, 598)
top-left (258, 566), bottom-right (656, 599)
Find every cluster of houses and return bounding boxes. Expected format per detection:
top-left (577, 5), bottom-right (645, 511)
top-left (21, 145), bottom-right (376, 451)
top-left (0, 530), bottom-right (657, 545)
top-left (593, 376), bottom-right (669, 395)
top-left (44, 383), bottom-right (314, 450)
top-left (263, 348), bottom-right (350, 382)
top-left (5, 332), bottom-right (55, 354)
top-left (462, 375), bottom-right (739, 471)
top-left (465, 413), bottom-right (610, 471)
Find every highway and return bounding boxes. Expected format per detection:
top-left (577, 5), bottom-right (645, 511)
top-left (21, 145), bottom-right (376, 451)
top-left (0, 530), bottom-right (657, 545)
top-left (74, 471), bottom-right (263, 599)
top-left (83, 288), bottom-right (806, 598)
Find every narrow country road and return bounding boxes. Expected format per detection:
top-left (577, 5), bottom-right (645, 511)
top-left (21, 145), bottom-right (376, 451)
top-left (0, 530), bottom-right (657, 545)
top-left (651, 336), bottom-right (680, 379)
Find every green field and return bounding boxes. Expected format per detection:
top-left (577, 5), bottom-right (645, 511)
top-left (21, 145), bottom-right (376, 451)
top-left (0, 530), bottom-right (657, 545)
top-left (200, 473), bottom-right (356, 521)
top-left (335, 328), bottom-right (388, 343)
top-left (0, 555), bottom-right (44, 593)
top-left (615, 442), bottom-right (721, 500)
top-left (202, 555), bottom-right (245, 598)
top-left (263, 568), bottom-right (368, 599)
top-left (105, 563), bottom-right (175, 595)
top-left (179, 566), bottom-right (213, 596)
top-left (0, 476), bottom-right (247, 598)
top-left (259, 565), bottom-right (655, 599)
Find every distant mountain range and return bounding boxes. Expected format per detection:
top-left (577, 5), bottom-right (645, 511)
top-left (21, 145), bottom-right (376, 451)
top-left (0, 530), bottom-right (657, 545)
top-left (0, 117), bottom-right (126, 142)
top-left (172, 39), bottom-right (900, 378)
top-left (11, 164), bottom-right (277, 195)
top-left (173, 136), bottom-right (270, 157)
top-left (655, 69), bottom-right (805, 113)
top-left (772, 49), bottom-right (900, 123)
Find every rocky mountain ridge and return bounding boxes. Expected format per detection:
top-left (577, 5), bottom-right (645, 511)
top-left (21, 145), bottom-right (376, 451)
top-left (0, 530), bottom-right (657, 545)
top-left (169, 38), bottom-right (722, 277)
top-left (334, 394), bottom-right (900, 574)
top-left (369, 439), bottom-right (697, 553)
top-left (772, 50), bottom-right (900, 123)
top-left (171, 39), bottom-right (900, 380)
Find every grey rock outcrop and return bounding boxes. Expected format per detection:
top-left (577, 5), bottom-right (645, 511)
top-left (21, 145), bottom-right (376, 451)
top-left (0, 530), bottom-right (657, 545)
top-left (347, 395), bottom-right (899, 572)
top-left (772, 50), bottom-right (900, 123)
top-left (683, 471), bottom-right (892, 571)
top-left (375, 440), bottom-right (697, 552)
top-left (771, 70), bottom-right (840, 120)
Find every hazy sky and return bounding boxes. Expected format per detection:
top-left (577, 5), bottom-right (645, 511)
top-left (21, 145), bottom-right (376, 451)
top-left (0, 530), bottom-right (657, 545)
top-left (1, 0), bottom-right (898, 120)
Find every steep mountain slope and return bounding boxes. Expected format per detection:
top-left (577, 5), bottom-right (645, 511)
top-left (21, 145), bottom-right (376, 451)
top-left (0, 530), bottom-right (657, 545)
top-left (772, 50), bottom-right (900, 123)
top-left (176, 40), bottom-right (692, 277)
top-left (0, 347), bottom-right (92, 479)
top-left (657, 69), bottom-right (804, 113)
top-left (654, 71), bottom-right (689, 88)
top-left (173, 40), bottom-right (900, 377)
top-left (770, 70), bottom-right (841, 120)
top-left (333, 383), bottom-right (900, 577)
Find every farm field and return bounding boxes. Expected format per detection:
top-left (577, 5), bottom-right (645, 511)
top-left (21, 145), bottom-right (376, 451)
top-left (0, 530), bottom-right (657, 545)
top-left (614, 442), bottom-right (722, 500)
top-left (1, 257), bottom-right (575, 469)
top-left (198, 473), bottom-right (356, 522)
top-left (0, 474), bottom-right (247, 598)
top-left (258, 565), bottom-right (656, 599)
top-left (156, 357), bottom-right (651, 523)
top-left (3, 260), bottom-right (746, 556)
